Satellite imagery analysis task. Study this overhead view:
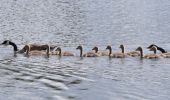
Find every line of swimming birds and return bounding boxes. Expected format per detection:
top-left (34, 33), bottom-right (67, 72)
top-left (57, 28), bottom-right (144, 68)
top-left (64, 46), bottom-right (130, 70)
top-left (1, 40), bottom-right (170, 59)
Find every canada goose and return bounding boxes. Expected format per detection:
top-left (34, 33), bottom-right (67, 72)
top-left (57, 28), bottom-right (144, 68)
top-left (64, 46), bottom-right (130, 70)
top-left (106, 45), bottom-right (127, 58)
top-left (1, 40), bottom-right (22, 54)
top-left (1, 40), bottom-right (57, 55)
top-left (147, 44), bottom-right (170, 58)
top-left (126, 46), bottom-right (140, 57)
top-left (76, 45), bottom-right (99, 57)
top-left (56, 47), bottom-right (74, 56)
top-left (92, 46), bottom-right (109, 56)
top-left (119, 44), bottom-right (140, 57)
top-left (147, 44), bottom-right (167, 53)
top-left (24, 44), bottom-right (50, 56)
top-left (136, 46), bottom-right (160, 59)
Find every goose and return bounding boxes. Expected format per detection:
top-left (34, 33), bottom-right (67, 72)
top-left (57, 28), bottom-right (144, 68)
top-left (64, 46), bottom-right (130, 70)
top-left (92, 46), bottom-right (109, 56)
top-left (25, 44), bottom-right (50, 56)
top-left (147, 44), bottom-right (170, 58)
top-left (119, 44), bottom-right (140, 57)
top-left (76, 45), bottom-right (99, 57)
top-left (106, 45), bottom-right (127, 58)
top-left (126, 46), bottom-right (140, 57)
top-left (136, 46), bottom-right (160, 59)
top-left (1, 40), bottom-right (57, 55)
top-left (56, 47), bottom-right (74, 56)
top-left (147, 44), bottom-right (167, 53)
top-left (1, 40), bottom-right (23, 54)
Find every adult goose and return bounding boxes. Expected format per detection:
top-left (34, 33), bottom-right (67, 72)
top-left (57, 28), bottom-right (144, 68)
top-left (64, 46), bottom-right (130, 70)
top-left (1, 40), bottom-right (56, 56)
top-left (147, 44), bottom-right (170, 58)
top-left (147, 44), bottom-right (167, 53)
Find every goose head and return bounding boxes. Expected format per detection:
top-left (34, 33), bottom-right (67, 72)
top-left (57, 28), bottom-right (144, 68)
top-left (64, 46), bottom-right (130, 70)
top-left (106, 45), bottom-right (111, 50)
top-left (149, 46), bottom-right (157, 54)
top-left (1, 40), bottom-right (10, 45)
top-left (147, 44), bottom-right (158, 49)
top-left (56, 47), bottom-right (62, 56)
top-left (136, 47), bottom-right (142, 51)
top-left (119, 44), bottom-right (124, 53)
top-left (106, 45), bottom-right (112, 55)
top-left (92, 46), bottom-right (98, 53)
top-left (76, 45), bottom-right (83, 50)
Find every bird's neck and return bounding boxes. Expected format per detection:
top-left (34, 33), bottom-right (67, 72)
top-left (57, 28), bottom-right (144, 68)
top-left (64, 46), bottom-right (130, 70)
top-left (157, 47), bottom-right (166, 53)
top-left (109, 48), bottom-right (112, 56)
top-left (80, 48), bottom-right (83, 57)
top-left (58, 49), bottom-right (62, 56)
top-left (46, 45), bottom-right (50, 56)
top-left (140, 49), bottom-right (143, 58)
top-left (153, 49), bottom-right (157, 54)
top-left (9, 41), bottom-right (18, 51)
top-left (95, 49), bottom-right (98, 53)
top-left (121, 47), bottom-right (124, 53)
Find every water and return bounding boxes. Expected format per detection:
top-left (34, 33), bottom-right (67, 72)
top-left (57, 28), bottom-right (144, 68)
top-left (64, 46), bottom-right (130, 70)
top-left (0, 0), bottom-right (170, 100)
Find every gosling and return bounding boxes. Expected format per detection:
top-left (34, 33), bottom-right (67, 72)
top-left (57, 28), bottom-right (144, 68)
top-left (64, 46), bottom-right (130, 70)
top-left (76, 45), bottom-right (99, 57)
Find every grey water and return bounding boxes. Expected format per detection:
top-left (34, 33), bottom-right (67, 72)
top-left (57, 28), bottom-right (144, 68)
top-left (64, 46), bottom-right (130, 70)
top-left (0, 0), bottom-right (170, 100)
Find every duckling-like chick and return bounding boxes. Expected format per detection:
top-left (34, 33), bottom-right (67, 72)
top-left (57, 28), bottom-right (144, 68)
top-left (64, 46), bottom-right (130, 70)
top-left (126, 46), bottom-right (140, 57)
top-left (119, 44), bottom-right (140, 57)
top-left (56, 47), bottom-right (74, 56)
top-left (147, 44), bottom-right (167, 53)
top-left (126, 51), bottom-right (140, 57)
top-left (92, 46), bottom-right (109, 56)
top-left (136, 46), bottom-right (160, 59)
top-left (106, 45), bottom-right (126, 58)
top-left (76, 45), bottom-right (99, 57)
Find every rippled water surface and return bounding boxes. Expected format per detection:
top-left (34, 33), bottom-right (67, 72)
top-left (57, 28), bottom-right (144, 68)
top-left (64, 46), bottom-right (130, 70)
top-left (0, 0), bottom-right (170, 100)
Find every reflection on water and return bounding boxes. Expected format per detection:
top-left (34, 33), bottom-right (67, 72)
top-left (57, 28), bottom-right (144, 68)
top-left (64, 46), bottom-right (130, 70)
top-left (0, 0), bottom-right (170, 100)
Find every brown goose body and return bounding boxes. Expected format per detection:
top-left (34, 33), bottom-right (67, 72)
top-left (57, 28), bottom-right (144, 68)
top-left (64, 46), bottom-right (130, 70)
top-left (24, 44), bottom-right (50, 56)
top-left (127, 51), bottom-right (140, 57)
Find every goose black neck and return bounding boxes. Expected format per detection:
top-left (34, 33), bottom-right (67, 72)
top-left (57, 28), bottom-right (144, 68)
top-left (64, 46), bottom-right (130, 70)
top-left (58, 48), bottom-right (62, 56)
top-left (157, 47), bottom-right (167, 53)
top-left (121, 46), bottom-right (124, 53)
top-left (154, 49), bottom-right (157, 54)
top-left (95, 48), bottom-right (98, 53)
top-left (9, 41), bottom-right (18, 51)
top-left (140, 49), bottom-right (143, 58)
top-left (109, 48), bottom-right (112, 56)
top-left (80, 48), bottom-right (83, 57)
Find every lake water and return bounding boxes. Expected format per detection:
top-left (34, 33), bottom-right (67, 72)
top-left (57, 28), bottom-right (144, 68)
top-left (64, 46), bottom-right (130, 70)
top-left (0, 0), bottom-right (170, 100)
